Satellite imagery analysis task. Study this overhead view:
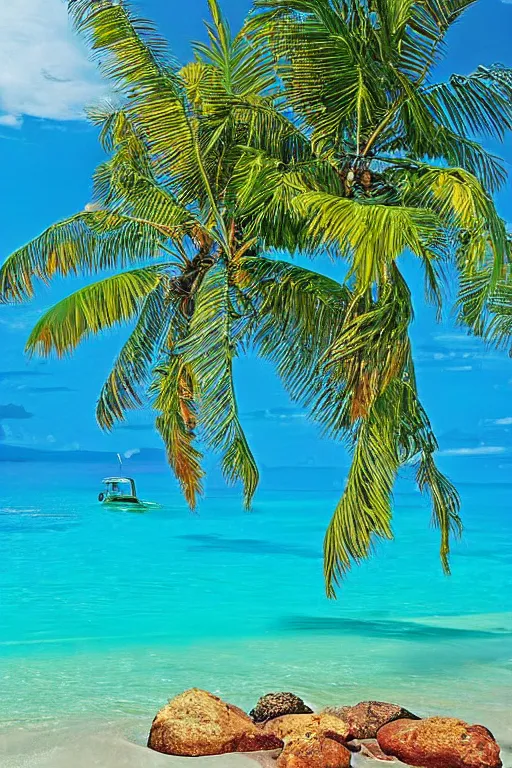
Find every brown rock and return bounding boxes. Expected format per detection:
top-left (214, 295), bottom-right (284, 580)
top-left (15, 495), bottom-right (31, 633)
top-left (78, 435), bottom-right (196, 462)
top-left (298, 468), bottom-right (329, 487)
top-left (250, 692), bottom-right (313, 722)
top-left (324, 701), bottom-right (419, 740)
top-left (277, 732), bottom-right (351, 768)
top-left (377, 717), bottom-right (502, 768)
top-left (264, 713), bottom-right (353, 744)
top-left (147, 688), bottom-right (283, 756)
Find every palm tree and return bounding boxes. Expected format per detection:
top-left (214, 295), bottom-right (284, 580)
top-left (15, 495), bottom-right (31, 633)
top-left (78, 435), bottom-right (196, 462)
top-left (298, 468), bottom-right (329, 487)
top-left (238, 0), bottom-right (512, 594)
top-left (1, 0), bottom-right (510, 597)
top-left (0, 0), bottom-right (307, 511)
top-left (0, 0), bottom-right (355, 525)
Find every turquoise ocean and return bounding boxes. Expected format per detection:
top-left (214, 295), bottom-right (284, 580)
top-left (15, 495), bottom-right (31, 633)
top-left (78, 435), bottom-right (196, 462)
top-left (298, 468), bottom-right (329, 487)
top-left (0, 460), bottom-right (511, 766)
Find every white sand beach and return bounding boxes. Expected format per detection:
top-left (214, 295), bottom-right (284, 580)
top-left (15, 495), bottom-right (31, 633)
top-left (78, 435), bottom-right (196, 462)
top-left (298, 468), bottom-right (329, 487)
top-left (1, 715), bottom-right (510, 768)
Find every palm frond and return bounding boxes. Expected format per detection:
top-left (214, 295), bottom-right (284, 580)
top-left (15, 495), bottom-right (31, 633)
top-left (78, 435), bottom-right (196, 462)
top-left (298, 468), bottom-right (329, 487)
top-left (26, 266), bottom-right (168, 357)
top-left (416, 451), bottom-right (462, 574)
top-left (458, 252), bottom-right (512, 349)
top-left (484, 276), bottom-right (512, 352)
top-left (181, 262), bottom-right (259, 508)
top-left (386, 124), bottom-right (507, 193)
top-left (250, 0), bottom-right (387, 153)
top-left (0, 211), bottom-right (168, 303)
top-left (324, 370), bottom-right (462, 596)
top-left (398, 377), bottom-right (463, 574)
top-left (69, 0), bottom-right (223, 226)
top-left (423, 65), bottom-right (512, 142)
top-left (194, 0), bottom-right (275, 98)
top-left (151, 356), bottom-right (205, 510)
top-left (93, 153), bottom-right (198, 234)
top-left (324, 387), bottom-right (400, 597)
top-left (232, 148), bottom-right (335, 252)
top-left (96, 280), bottom-right (181, 430)
top-left (297, 191), bottom-right (445, 290)
top-left (324, 268), bottom-right (413, 421)
top-left (409, 167), bottom-right (508, 286)
top-left (242, 255), bottom-right (350, 409)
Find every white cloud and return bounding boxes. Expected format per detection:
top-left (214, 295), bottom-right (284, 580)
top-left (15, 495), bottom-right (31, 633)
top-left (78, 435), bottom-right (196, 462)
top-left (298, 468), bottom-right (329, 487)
top-left (432, 352), bottom-right (455, 361)
top-left (0, 0), bottom-right (107, 125)
top-left (492, 417), bottom-right (512, 426)
top-left (440, 446), bottom-right (507, 457)
top-left (124, 448), bottom-right (141, 459)
top-left (0, 114), bottom-right (22, 128)
top-left (433, 334), bottom-right (479, 345)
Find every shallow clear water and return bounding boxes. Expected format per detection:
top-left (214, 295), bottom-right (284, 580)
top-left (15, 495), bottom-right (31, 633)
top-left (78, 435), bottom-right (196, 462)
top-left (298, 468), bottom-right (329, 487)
top-left (1, 462), bottom-right (511, 765)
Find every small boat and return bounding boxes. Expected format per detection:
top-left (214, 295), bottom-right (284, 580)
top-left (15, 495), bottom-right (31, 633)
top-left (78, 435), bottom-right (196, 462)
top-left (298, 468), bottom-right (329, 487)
top-left (98, 477), bottom-right (142, 506)
top-left (98, 455), bottom-right (160, 511)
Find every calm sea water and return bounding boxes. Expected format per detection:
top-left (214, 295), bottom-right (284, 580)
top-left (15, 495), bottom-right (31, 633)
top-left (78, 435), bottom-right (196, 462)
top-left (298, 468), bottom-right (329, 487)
top-left (0, 461), bottom-right (511, 765)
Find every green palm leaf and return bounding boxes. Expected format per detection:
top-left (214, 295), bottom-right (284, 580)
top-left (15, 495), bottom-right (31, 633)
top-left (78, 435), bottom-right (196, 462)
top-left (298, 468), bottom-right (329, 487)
top-left (324, 375), bottom-right (462, 596)
top-left (458, 250), bottom-right (512, 350)
top-left (409, 167), bottom-right (508, 286)
top-left (324, 388), bottom-right (399, 597)
top-left (151, 356), bottom-right (205, 510)
top-left (96, 280), bottom-right (182, 431)
top-left (69, 0), bottom-right (224, 232)
top-left (416, 452), bottom-right (462, 575)
top-left (423, 66), bottom-right (512, 142)
top-left (0, 211), bottom-right (168, 304)
top-left (243, 255), bottom-right (350, 405)
top-left (297, 192), bottom-right (445, 290)
top-left (26, 266), bottom-right (169, 357)
top-left (181, 262), bottom-right (259, 509)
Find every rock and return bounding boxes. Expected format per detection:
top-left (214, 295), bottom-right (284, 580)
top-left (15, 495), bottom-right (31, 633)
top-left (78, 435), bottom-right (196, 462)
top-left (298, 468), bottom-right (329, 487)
top-left (250, 692), bottom-right (314, 723)
top-left (276, 732), bottom-right (351, 768)
top-left (147, 688), bottom-right (283, 757)
top-left (324, 701), bottom-right (419, 740)
top-left (264, 713), bottom-right (353, 744)
top-left (377, 717), bottom-right (502, 768)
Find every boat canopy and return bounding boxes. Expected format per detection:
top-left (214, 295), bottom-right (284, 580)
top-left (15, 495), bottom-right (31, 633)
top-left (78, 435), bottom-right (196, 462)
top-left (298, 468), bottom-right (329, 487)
top-left (102, 477), bottom-right (137, 497)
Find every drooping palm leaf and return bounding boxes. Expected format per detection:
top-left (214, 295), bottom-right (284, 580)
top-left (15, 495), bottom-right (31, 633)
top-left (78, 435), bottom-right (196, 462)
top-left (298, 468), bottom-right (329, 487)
top-left (0, 212), bottom-right (169, 303)
top-left (151, 356), bottom-right (205, 510)
top-left (324, 372), bottom-right (462, 597)
top-left (96, 280), bottom-right (180, 431)
top-left (180, 262), bottom-right (259, 508)
top-left (323, 391), bottom-right (399, 597)
top-left (26, 266), bottom-right (169, 357)
top-left (242, 255), bottom-right (351, 407)
top-left (69, 0), bottom-right (227, 239)
top-left (297, 192), bottom-right (446, 290)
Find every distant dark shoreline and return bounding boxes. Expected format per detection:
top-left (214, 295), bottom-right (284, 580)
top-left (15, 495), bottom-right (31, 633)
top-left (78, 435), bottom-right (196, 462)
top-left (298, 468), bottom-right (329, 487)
top-left (0, 445), bottom-right (166, 464)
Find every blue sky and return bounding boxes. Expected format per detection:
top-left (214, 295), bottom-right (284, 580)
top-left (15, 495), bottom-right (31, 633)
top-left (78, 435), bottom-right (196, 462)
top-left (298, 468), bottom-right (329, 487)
top-left (1, 0), bottom-right (512, 477)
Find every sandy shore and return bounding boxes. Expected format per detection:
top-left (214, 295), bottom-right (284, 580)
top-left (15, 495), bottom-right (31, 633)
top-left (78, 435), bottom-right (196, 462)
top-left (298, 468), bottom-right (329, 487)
top-left (0, 725), bottom-right (280, 768)
top-left (0, 729), bottom-right (278, 768)
top-left (1, 718), bottom-right (510, 768)
top-left (0, 729), bottom-right (409, 768)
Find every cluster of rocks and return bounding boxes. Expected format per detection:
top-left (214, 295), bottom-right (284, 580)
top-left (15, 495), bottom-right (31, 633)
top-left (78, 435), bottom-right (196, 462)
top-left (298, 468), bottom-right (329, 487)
top-left (147, 689), bottom-right (503, 768)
